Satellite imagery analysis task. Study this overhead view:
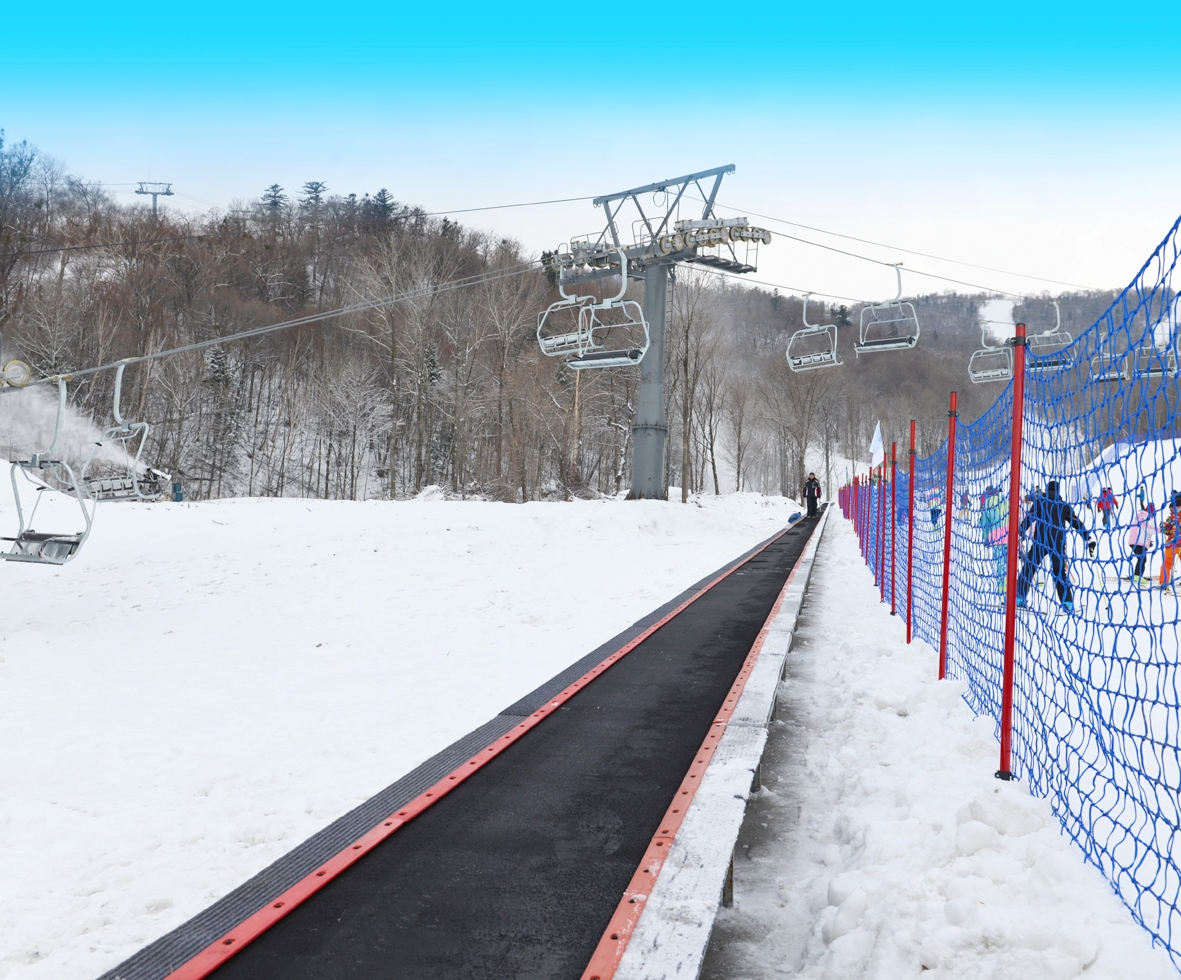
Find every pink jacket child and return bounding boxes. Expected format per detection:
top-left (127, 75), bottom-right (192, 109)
top-left (1127, 503), bottom-right (1156, 583)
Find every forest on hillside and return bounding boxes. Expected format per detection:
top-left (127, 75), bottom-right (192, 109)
top-left (0, 130), bottom-right (1122, 501)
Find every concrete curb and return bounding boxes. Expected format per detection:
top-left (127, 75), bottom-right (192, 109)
top-left (615, 505), bottom-right (830, 980)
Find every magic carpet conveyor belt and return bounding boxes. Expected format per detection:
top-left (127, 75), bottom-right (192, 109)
top-left (102, 512), bottom-right (822, 980)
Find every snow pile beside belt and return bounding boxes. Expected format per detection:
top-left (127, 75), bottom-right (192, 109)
top-left (707, 517), bottom-right (1175, 980)
top-left (0, 485), bottom-right (800, 980)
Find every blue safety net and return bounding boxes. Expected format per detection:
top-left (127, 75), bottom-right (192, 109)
top-left (841, 214), bottom-right (1181, 965)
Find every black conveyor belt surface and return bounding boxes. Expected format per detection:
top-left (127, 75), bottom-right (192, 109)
top-left (204, 516), bottom-right (816, 980)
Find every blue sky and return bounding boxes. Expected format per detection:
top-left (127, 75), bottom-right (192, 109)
top-left (4, 1), bottom-right (1181, 301)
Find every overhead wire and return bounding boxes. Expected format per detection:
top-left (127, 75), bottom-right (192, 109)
top-left (709, 199), bottom-right (1101, 292)
top-left (695, 266), bottom-right (869, 305)
top-left (2, 234), bottom-right (213, 260)
top-left (0, 194), bottom-right (596, 262)
top-left (757, 228), bottom-right (1026, 298)
top-left (422, 195), bottom-right (594, 216)
top-left (5, 261), bottom-right (541, 390)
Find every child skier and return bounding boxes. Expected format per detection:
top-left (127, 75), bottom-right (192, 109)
top-left (979, 485), bottom-right (1009, 593)
top-left (1159, 494), bottom-right (1181, 590)
top-left (1096, 487), bottom-right (1118, 529)
top-left (1127, 501), bottom-right (1156, 586)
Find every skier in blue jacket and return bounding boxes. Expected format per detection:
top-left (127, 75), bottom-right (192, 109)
top-left (1015, 481), bottom-right (1095, 614)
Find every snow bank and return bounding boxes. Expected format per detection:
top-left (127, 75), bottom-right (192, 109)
top-left (705, 517), bottom-right (1175, 980)
top-left (0, 481), bottom-right (801, 980)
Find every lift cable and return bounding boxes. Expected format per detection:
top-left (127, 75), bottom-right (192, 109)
top-left (422, 195), bottom-right (594, 216)
top-left (709, 200), bottom-right (1101, 292)
top-left (0, 195), bottom-right (596, 262)
top-left (4, 261), bottom-right (541, 390)
top-left (695, 266), bottom-right (870, 304)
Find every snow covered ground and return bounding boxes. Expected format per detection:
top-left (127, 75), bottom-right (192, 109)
top-left (702, 516), bottom-right (1177, 980)
top-left (0, 480), bottom-right (802, 980)
top-left (979, 296), bottom-right (1015, 343)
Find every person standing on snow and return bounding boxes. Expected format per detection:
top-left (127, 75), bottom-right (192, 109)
top-left (803, 472), bottom-right (822, 517)
top-left (1096, 487), bottom-right (1118, 529)
top-left (1127, 500), bottom-right (1156, 586)
top-left (978, 485), bottom-right (1009, 593)
top-left (1016, 480), bottom-right (1095, 614)
top-left (1158, 494), bottom-right (1181, 590)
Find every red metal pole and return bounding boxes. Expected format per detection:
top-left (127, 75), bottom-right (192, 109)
top-left (906, 419), bottom-right (916, 644)
top-left (890, 442), bottom-right (897, 616)
top-left (938, 392), bottom-right (958, 680)
top-left (863, 476), bottom-right (870, 565)
top-left (998, 325), bottom-right (1027, 781)
top-left (856, 478), bottom-right (862, 550)
top-left (877, 465), bottom-right (886, 599)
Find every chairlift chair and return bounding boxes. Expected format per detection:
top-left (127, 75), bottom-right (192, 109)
top-left (1025, 300), bottom-right (1073, 374)
top-left (786, 294), bottom-right (841, 373)
top-left (1089, 354), bottom-right (1124, 384)
top-left (855, 264), bottom-right (920, 354)
top-left (537, 253), bottom-right (649, 370)
top-left (2, 378), bottom-right (96, 565)
top-left (566, 290), bottom-right (650, 370)
top-left (81, 361), bottom-right (164, 502)
top-left (1133, 345), bottom-right (1179, 379)
top-left (967, 323), bottom-right (1014, 384)
top-left (537, 278), bottom-right (596, 357)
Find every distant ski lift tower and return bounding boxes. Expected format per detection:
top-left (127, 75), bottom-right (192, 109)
top-left (543, 165), bottom-right (771, 499)
top-left (135, 181), bottom-right (174, 219)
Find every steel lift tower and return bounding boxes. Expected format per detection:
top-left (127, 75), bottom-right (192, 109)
top-left (541, 165), bottom-right (771, 499)
top-left (135, 181), bottom-right (174, 219)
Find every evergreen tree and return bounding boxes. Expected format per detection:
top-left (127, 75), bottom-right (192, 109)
top-left (262, 183), bottom-right (287, 214)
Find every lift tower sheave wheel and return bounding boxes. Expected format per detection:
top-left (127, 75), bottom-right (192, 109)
top-left (540, 165), bottom-right (772, 500)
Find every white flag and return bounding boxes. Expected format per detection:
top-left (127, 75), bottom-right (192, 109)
top-left (869, 422), bottom-right (885, 469)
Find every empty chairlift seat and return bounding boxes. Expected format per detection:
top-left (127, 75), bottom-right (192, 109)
top-left (1025, 301), bottom-right (1073, 374)
top-left (968, 344), bottom-right (1014, 384)
top-left (536, 252), bottom-right (649, 370)
top-left (537, 294), bottom-right (595, 357)
top-left (786, 293), bottom-right (841, 373)
top-left (2, 378), bottom-right (96, 566)
top-left (1089, 353), bottom-right (1125, 384)
top-left (1134, 345), bottom-right (1179, 379)
top-left (967, 318), bottom-right (1014, 384)
top-left (855, 264), bottom-right (919, 354)
top-left (80, 361), bottom-right (165, 503)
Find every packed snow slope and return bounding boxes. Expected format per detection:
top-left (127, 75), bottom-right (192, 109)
top-left (0, 481), bottom-right (803, 980)
top-left (702, 517), bottom-right (1176, 980)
